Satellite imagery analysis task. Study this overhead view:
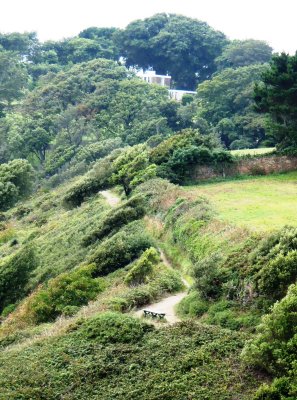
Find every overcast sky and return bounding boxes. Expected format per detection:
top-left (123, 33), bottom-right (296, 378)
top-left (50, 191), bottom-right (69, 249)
top-left (1, 0), bottom-right (296, 53)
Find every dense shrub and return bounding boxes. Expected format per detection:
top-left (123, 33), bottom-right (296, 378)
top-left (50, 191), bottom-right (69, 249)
top-left (256, 250), bottom-right (297, 300)
top-left (87, 221), bottom-right (153, 276)
top-left (110, 268), bottom-right (183, 311)
top-left (0, 320), bottom-right (262, 399)
top-left (165, 197), bottom-right (213, 230)
top-left (249, 226), bottom-right (297, 302)
top-left (134, 178), bottom-right (182, 214)
top-left (75, 138), bottom-right (123, 164)
top-left (26, 264), bottom-right (104, 323)
top-left (150, 129), bottom-right (217, 165)
top-left (177, 291), bottom-right (208, 317)
top-left (80, 312), bottom-right (153, 344)
top-left (0, 159), bottom-right (35, 210)
top-left (63, 175), bottom-right (108, 209)
top-left (63, 150), bottom-right (121, 208)
top-left (124, 247), bottom-right (160, 286)
top-left (242, 283), bottom-right (297, 399)
top-left (0, 245), bottom-right (37, 311)
top-left (242, 283), bottom-right (297, 374)
top-left (150, 129), bottom-right (232, 182)
top-left (193, 252), bottom-right (226, 300)
top-left (82, 195), bottom-right (145, 246)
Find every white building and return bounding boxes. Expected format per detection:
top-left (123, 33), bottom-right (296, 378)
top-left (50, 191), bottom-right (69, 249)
top-left (137, 70), bottom-right (196, 101)
top-left (169, 89), bottom-right (196, 101)
top-left (137, 70), bottom-right (171, 88)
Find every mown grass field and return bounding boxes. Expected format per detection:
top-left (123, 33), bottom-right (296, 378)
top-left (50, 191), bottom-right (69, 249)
top-left (186, 171), bottom-right (297, 231)
top-left (230, 147), bottom-right (275, 156)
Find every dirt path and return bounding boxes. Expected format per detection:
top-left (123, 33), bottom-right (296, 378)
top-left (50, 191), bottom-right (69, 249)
top-left (135, 250), bottom-right (190, 324)
top-left (134, 291), bottom-right (188, 324)
top-left (100, 191), bottom-right (190, 324)
top-left (101, 190), bottom-right (120, 207)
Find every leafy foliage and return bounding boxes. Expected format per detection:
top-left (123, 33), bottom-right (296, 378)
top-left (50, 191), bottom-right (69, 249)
top-left (0, 245), bottom-right (37, 311)
top-left (197, 64), bottom-right (268, 148)
top-left (111, 144), bottom-right (157, 195)
top-left (82, 195), bottom-right (146, 246)
top-left (0, 159), bottom-right (35, 210)
top-left (25, 264), bottom-right (105, 323)
top-left (242, 283), bottom-right (297, 399)
top-left (124, 247), bottom-right (160, 286)
top-left (116, 13), bottom-right (227, 89)
top-left (0, 51), bottom-right (28, 110)
top-left (254, 52), bottom-right (297, 150)
top-left (81, 312), bottom-right (153, 344)
top-left (0, 319), bottom-right (262, 399)
top-left (150, 129), bottom-right (231, 182)
top-left (87, 221), bottom-right (153, 276)
top-left (216, 39), bottom-right (272, 70)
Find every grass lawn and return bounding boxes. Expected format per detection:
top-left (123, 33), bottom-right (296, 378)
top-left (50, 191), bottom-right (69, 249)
top-left (230, 147), bottom-right (275, 156)
top-left (185, 171), bottom-right (297, 231)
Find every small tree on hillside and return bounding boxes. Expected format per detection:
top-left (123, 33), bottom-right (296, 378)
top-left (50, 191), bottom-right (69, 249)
top-left (111, 145), bottom-right (156, 196)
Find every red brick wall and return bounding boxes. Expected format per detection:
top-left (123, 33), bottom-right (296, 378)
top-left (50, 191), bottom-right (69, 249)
top-left (191, 155), bottom-right (297, 181)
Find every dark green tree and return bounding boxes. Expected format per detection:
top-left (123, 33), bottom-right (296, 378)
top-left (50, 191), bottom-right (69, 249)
top-left (0, 51), bottom-right (28, 113)
top-left (216, 39), bottom-right (272, 70)
top-left (197, 64), bottom-right (268, 148)
top-left (116, 13), bottom-right (227, 89)
top-left (254, 52), bottom-right (297, 150)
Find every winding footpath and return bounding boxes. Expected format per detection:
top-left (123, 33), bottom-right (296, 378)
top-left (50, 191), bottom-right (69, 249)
top-left (101, 190), bottom-right (190, 324)
top-left (135, 250), bottom-right (190, 324)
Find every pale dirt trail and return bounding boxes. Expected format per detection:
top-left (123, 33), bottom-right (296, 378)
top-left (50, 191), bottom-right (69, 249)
top-left (134, 291), bottom-right (188, 324)
top-left (135, 250), bottom-right (190, 324)
top-left (100, 190), bottom-right (120, 207)
top-left (101, 190), bottom-right (190, 324)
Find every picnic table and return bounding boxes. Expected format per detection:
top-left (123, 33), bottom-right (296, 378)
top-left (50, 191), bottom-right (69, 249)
top-left (143, 310), bottom-right (165, 319)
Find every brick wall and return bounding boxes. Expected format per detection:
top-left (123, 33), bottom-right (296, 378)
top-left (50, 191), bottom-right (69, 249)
top-left (190, 155), bottom-right (297, 181)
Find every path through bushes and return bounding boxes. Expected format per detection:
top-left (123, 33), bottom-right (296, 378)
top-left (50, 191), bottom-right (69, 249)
top-left (102, 190), bottom-right (190, 324)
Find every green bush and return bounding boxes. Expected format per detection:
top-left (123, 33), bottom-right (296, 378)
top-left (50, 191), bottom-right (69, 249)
top-left (82, 195), bottom-right (145, 246)
top-left (150, 129), bottom-right (232, 182)
top-left (134, 178), bottom-right (181, 214)
top-left (206, 309), bottom-right (241, 331)
top-left (177, 291), bottom-right (208, 317)
top-left (80, 312), bottom-right (153, 344)
top-left (63, 151), bottom-right (121, 208)
top-left (109, 268), bottom-right (183, 311)
top-left (63, 175), bottom-right (108, 209)
top-left (124, 247), bottom-right (159, 286)
top-left (1, 303), bottom-right (17, 318)
top-left (256, 250), bottom-right (297, 300)
top-left (0, 159), bottom-right (35, 211)
top-left (87, 221), bottom-right (153, 276)
top-left (249, 226), bottom-right (297, 302)
top-left (193, 253), bottom-right (226, 300)
top-left (27, 264), bottom-right (104, 323)
top-left (242, 283), bottom-right (297, 374)
top-left (0, 245), bottom-right (37, 312)
top-left (242, 283), bottom-right (297, 398)
top-left (0, 319), bottom-right (262, 399)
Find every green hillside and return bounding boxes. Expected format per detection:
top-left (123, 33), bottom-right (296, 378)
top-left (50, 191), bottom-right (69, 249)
top-left (1, 13), bottom-right (297, 400)
top-left (186, 171), bottom-right (297, 231)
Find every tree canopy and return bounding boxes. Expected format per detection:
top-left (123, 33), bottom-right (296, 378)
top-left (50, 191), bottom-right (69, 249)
top-left (216, 39), bottom-right (272, 70)
top-left (254, 52), bottom-right (297, 150)
top-left (115, 13), bottom-right (227, 89)
top-left (197, 64), bottom-right (268, 148)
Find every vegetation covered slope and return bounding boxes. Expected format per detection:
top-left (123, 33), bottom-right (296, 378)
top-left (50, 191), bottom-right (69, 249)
top-left (1, 13), bottom-right (297, 400)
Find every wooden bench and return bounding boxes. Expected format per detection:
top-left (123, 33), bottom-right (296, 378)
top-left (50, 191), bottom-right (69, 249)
top-left (143, 310), bottom-right (165, 319)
